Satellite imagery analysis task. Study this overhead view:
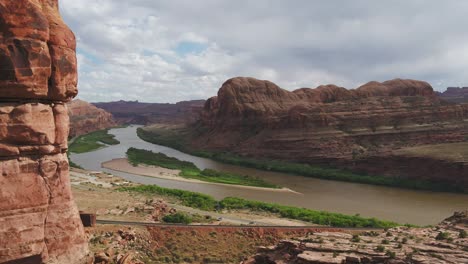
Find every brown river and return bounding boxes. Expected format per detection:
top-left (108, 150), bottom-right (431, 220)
top-left (70, 126), bottom-right (468, 225)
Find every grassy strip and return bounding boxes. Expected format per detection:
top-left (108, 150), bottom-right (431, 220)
top-left (137, 127), bottom-right (465, 193)
top-left (69, 129), bottom-right (120, 153)
top-left (118, 185), bottom-right (401, 228)
top-left (118, 185), bottom-right (217, 210)
top-left (126, 147), bottom-right (279, 189)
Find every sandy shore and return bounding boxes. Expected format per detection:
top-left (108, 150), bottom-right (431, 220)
top-left (101, 158), bottom-right (299, 193)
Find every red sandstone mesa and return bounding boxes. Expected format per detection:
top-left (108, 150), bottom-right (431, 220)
top-left (191, 77), bottom-right (468, 187)
top-left (0, 0), bottom-right (92, 263)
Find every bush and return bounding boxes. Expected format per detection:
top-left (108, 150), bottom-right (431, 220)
top-left (435, 232), bottom-right (450, 240)
top-left (351, 234), bottom-right (361, 242)
top-left (459, 230), bottom-right (467, 238)
top-left (385, 250), bottom-right (396, 259)
top-left (163, 213), bottom-right (193, 224)
top-left (375, 245), bottom-right (385, 252)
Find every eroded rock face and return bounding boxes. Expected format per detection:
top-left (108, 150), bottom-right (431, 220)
top-left (0, 0), bottom-right (91, 263)
top-left (67, 99), bottom-right (116, 137)
top-left (193, 77), bottom-right (468, 187)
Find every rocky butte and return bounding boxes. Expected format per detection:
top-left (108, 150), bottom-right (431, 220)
top-left (186, 77), bottom-right (468, 189)
top-left (67, 99), bottom-right (116, 138)
top-left (0, 0), bottom-right (91, 263)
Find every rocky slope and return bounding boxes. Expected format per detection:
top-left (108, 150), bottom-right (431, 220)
top-left (93, 99), bottom-right (205, 125)
top-left (68, 99), bottom-right (116, 137)
top-left (243, 211), bottom-right (468, 264)
top-left (189, 77), bottom-right (468, 187)
top-left (0, 1), bottom-right (91, 263)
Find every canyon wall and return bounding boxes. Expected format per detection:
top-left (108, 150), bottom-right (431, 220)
top-left (68, 99), bottom-right (116, 137)
top-left (94, 99), bottom-right (205, 125)
top-left (191, 77), bottom-right (468, 186)
top-left (0, 1), bottom-right (91, 263)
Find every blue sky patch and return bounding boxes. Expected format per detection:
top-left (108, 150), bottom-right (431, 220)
top-left (175, 41), bottom-right (207, 56)
top-left (77, 47), bottom-right (103, 65)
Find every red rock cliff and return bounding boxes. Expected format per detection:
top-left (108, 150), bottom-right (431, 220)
top-left (193, 77), bottom-right (468, 185)
top-left (0, 1), bottom-right (92, 263)
top-left (68, 99), bottom-right (116, 137)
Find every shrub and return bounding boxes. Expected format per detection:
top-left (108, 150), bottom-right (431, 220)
top-left (459, 230), bottom-right (467, 239)
top-left (351, 234), bottom-right (361, 242)
top-left (163, 212), bottom-right (193, 224)
top-left (435, 232), bottom-right (450, 240)
top-left (386, 250), bottom-right (396, 259)
top-left (375, 245), bottom-right (385, 252)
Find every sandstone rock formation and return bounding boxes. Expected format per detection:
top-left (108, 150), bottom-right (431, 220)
top-left (242, 211), bottom-right (468, 264)
top-left (438, 87), bottom-right (468, 103)
top-left (68, 99), bottom-right (116, 137)
top-left (93, 100), bottom-right (205, 125)
top-left (0, 1), bottom-right (91, 263)
top-left (191, 77), bottom-right (468, 187)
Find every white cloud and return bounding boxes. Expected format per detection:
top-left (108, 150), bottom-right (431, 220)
top-left (60, 0), bottom-right (468, 103)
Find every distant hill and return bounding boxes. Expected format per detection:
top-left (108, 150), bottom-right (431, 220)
top-left (67, 99), bottom-right (116, 137)
top-left (93, 100), bottom-right (205, 125)
top-left (437, 87), bottom-right (468, 103)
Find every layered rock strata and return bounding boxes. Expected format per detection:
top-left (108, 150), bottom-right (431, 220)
top-left (67, 99), bottom-right (116, 137)
top-left (0, 0), bottom-right (91, 263)
top-left (190, 77), bottom-right (468, 187)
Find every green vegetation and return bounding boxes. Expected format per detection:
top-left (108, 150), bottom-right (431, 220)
top-left (386, 250), bottom-right (396, 259)
top-left (459, 230), bottom-right (467, 238)
top-left (126, 147), bottom-right (279, 189)
top-left (351, 234), bottom-right (361, 242)
top-left (137, 127), bottom-right (466, 193)
top-left (375, 245), bottom-right (385, 252)
top-left (118, 185), bottom-right (401, 228)
top-left (219, 197), bottom-right (400, 228)
top-left (118, 185), bottom-right (216, 210)
top-left (435, 232), bottom-right (450, 240)
top-left (69, 129), bottom-right (120, 153)
top-left (163, 212), bottom-right (193, 224)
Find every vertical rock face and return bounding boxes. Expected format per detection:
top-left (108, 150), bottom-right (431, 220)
top-left (0, 1), bottom-right (92, 263)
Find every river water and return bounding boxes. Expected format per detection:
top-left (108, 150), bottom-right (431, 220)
top-left (70, 126), bottom-right (468, 225)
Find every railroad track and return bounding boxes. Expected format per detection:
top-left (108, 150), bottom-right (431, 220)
top-left (96, 219), bottom-right (383, 231)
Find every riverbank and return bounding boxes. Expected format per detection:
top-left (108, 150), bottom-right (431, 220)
top-left (137, 126), bottom-right (466, 193)
top-left (118, 185), bottom-right (401, 228)
top-left (102, 158), bottom-right (296, 193)
top-left (69, 129), bottom-right (120, 153)
top-left (125, 147), bottom-right (282, 189)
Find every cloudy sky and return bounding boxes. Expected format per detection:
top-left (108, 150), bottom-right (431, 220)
top-left (60, 0), bottom-right (468, 103)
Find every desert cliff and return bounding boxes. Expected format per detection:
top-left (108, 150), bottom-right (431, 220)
top-left (68, 99), bottom-right (116, 137)
top-left (0, 1), bottom-right (91, 263)
top-left (186, 77), bottom-right (468, 187)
